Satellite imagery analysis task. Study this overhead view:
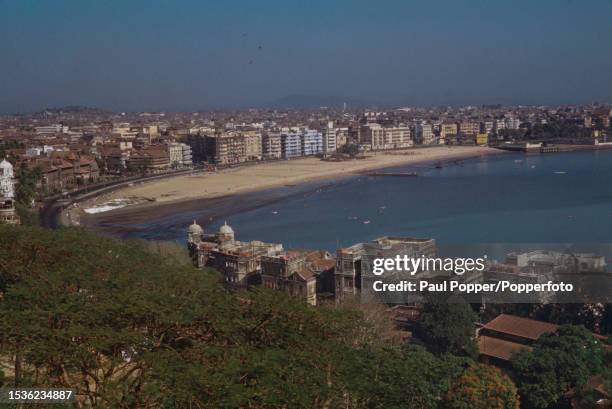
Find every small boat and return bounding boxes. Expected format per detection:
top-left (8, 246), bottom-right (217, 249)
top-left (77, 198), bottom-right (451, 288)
top-left (554, 171), bottom-right (567, 174)
top-left (348, 216), bottom-right (358, 220)
top-left (362, 220), bottom-right (371, 224)
top-left (272, 211), bottom-right (279, 214)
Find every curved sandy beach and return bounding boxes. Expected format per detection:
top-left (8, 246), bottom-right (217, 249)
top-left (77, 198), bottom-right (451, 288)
top-left (90, 146), bottom-right (502, 207)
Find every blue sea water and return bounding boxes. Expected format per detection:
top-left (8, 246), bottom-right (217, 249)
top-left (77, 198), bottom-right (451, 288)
top-left (115, 149), bottom-right (612, 260)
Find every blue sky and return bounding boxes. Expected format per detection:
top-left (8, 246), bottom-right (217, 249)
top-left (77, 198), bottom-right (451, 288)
top-left (1, 0), bottom-right (611, 112)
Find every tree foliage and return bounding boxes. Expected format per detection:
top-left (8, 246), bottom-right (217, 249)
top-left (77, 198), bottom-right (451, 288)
top-left (337, 143), bottom-right (360, 157)
top-left (444, 363), bottom-right (519, 409)
top-left (0, 225), bottom-right (464, 409)
top-left (512, 325), bottom-right (605, 409)
top-left (15, 165), bottom-right (42, 225)
top-left (419, 297), bottom-right (478, 358)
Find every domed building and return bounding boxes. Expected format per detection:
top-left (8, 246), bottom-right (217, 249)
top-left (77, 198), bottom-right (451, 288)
top-left (187, 220), bottom-right (204, 244)
top-left (186, 219), bottom-right (283, 286)
top-left (218, 221), bottom-right (235, 242)
top-left (186, 220), bottom-right (204, 262)
top-left (0, 159), bottom-right (19, 225)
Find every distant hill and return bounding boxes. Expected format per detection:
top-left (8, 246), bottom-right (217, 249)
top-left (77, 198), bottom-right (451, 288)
top-left (41, 105), bottom-right (112, 115)
top-left (266, 95), bottom-right (366, 109)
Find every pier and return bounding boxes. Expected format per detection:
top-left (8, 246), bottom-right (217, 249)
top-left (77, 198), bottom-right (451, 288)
top-left (367, 172), bottom-right (418, 177)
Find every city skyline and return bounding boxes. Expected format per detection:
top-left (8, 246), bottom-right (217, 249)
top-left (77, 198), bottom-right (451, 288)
top-left (1, 0), bottom-right (612, 113)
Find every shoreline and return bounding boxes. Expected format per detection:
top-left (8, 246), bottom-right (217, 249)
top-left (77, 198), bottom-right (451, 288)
top-left (72, 146), bottom-right (506, 232)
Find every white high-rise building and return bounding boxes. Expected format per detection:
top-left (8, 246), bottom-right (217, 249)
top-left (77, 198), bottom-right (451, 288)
top-left (301, 129), bottom-right (323, 156)
top-left (322, 121), bottom-right (337, 154)
top-left (415, 123), bottom-right (436, 145)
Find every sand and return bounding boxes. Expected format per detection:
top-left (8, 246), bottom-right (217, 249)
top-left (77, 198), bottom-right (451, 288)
top-left (87, 146), bottom-right (503, 208)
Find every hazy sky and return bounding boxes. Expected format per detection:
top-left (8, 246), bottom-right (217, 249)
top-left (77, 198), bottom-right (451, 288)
top-left (1, 0), bottom-right (612, 113)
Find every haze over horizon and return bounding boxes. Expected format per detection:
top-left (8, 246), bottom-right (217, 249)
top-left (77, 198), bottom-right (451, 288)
top-left (2, 0), bottom-right (612, 114)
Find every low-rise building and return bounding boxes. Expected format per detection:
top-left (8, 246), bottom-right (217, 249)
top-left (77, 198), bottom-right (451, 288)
top-left (127, 146), bottom-right (170, 171)
top-left (477, 314), bottom-right (559, 367)
top-left (476, 133), bottom-right (488, 146)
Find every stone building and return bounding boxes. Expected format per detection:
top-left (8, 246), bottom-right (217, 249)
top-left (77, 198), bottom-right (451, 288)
top-left (0, 159), bottom-right (19, 224)
top-left (335, 236), bottom-right (436, 301)
top-left (261, 251), bottom-right (317, 305)
top-left (187, 221), bottom-right (336, 305)
top-left (187, 220), bottom-right (283, 285)
top-left (260, 249), bottom-right (336, 306)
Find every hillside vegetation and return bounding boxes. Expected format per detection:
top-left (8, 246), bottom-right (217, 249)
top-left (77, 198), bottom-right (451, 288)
top-left (0, 225), bottom-right (479, 409)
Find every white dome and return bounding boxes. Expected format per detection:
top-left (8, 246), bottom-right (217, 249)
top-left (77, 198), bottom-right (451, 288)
top-left (0, 159), bottom-right (13, 170)
top-left (219, 221), bottom-right (234, 235)
top-left (188, 220), bottom-right (203, 234)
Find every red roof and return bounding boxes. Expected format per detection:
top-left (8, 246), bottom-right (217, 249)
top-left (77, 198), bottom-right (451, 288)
top-left (478, 335), bottom-right (531, 361)
top-left (483, 314), bottom-right (559, 341)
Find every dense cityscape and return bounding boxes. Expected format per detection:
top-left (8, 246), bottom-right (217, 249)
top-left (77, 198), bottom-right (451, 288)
top-left (1, 103), bottom-right (612, 408)
top-left (0, 103), bottom-right (611, 202)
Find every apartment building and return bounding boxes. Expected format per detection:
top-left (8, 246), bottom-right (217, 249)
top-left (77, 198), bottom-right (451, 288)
top-left (281, 129), bottom-right (302, 159)
top-left (205, 133), bottom-right (247, 165)
top-left (301, 129), bottom-right (323, 156)
top-left (459, 121), bottom-right (480, 136)
top-left (243, 131), bottom-right (263, 161)
top-left (262, 131), bottom-right (282, 159)
top-left (322, 121), bottom-right (337, 154)
top-left (335, 127), bottom-right (349, 149)
top-left (168, 143), bottom-right (183, 167)
top-left (168, 142), bottom-right (193, 167)
top-left (440, 123), bottom-right (458, 142)
top-left (415, 123), bottom-right (437, 145)
top-left (359, 124), bottom-right (412, 150)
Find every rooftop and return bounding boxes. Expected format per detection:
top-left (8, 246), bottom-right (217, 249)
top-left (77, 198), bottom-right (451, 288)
top-left (482, 314), bottom-right (559, 341)
top-left (478, 335), bottom-right (531, 361)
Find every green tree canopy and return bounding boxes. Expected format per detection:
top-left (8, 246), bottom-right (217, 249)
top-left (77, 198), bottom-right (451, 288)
top-left (512, 325), bottom-right (605, 409)
top-left (418, 296), bottom-right (478, 358)
top-left (0, 225), bottom-right (465, 409)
